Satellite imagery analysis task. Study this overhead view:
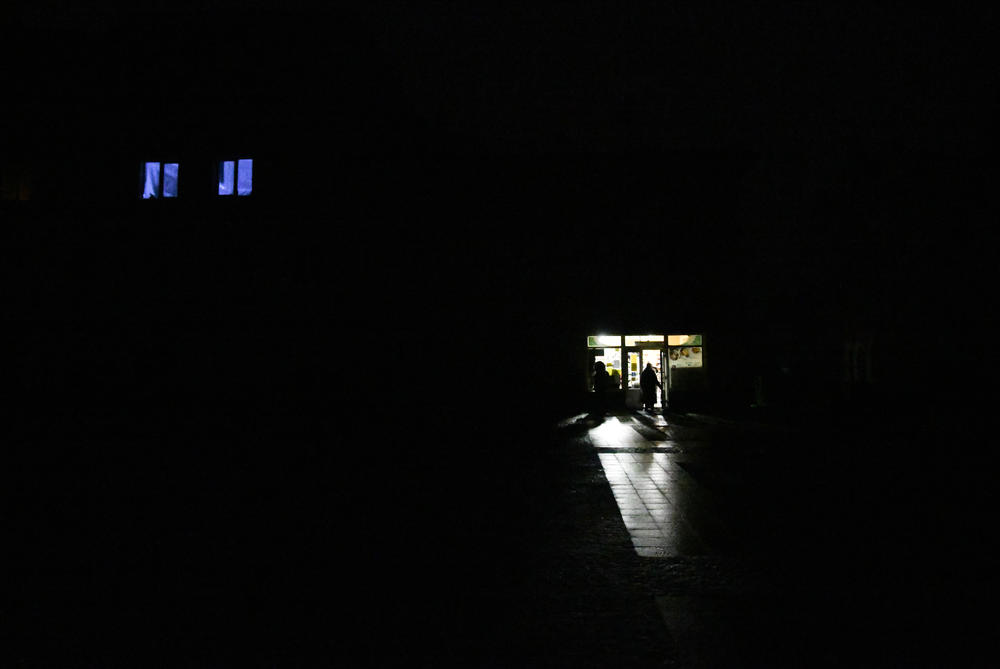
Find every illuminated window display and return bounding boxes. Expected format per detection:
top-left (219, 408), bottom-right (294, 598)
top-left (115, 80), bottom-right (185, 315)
top-left (668, 344), bottom-right (703, 368)
top-left (591, 347), bottom-right (622, 381)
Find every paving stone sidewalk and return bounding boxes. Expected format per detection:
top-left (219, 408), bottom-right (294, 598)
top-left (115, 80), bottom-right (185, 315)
top-left (5, 406), bottom-right (995, 667)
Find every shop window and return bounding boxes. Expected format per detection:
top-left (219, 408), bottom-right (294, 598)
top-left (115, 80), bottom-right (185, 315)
top-left (142, 162), bottom-right (179, 198)
top-left (590, 347), bottom-right (623, 387)
top-left (662, 334), bottom-right (704, 369)
top-left (218, 158), bottom-right (253, 196)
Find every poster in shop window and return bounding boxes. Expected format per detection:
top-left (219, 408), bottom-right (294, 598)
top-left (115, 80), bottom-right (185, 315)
top-left (668, 346), bottom-right (703, 368)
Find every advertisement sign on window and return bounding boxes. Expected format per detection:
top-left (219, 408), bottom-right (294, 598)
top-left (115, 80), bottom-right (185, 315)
top-left (668, 346), bottom-right (703, 368)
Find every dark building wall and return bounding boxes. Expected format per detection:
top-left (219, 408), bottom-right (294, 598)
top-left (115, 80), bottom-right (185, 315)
top-left (4, 148), bottom-right (988, 432)
top-left (3, 4), bottom-right (995, 438)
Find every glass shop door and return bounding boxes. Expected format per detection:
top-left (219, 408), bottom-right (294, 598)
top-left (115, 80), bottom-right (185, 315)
top-left (625, 348), bottom-right (665, 409)
top-left (640, 348), bottom-right (665, 409)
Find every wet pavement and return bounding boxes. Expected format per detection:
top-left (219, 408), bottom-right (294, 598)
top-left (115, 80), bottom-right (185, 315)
top-left (4, 406), bottom-right (997, 667)
top-left (535, 407), bottom-right (997, 667)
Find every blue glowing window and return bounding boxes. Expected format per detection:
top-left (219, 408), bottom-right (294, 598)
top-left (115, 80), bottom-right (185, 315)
top-left (142, 162), bottom-right (160, 199)
top-left (142, 161), bottom-right (179, 198)
top-left (237, 159), bottom-right (253, 195)
top-left (219, 158), bottom-right (253, 196)
top-left (218, 161), bottom-right (235, 195)
top-left (163, 163), bottom-right (179, 197)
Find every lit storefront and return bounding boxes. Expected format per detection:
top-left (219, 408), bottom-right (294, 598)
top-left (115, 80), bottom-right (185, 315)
top-left (586, 333), bottom-right (705, 409)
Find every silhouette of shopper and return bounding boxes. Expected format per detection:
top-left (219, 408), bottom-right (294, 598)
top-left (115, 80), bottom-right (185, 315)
top-left (593, 361), bottom-right (611, 415)
top-left (640, 362), bottom-right (662, 411)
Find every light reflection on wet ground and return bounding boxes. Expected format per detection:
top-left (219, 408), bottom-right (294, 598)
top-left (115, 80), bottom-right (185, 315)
top-left (577, 410), bottom-right (999, 665)
top-left (590, 415), bottom-right (711, 557)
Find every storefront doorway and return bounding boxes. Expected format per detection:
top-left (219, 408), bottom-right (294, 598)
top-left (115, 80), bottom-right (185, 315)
top-left (626, 348), bottom-right (665, 408)
top-left (588, 335), bottom-right (668, 409)
top-left (587, 334), bottom-right (705, 410)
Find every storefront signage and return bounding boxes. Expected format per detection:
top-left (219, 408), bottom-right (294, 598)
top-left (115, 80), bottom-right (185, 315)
top-left (588, 335), bottom-right (623, 347)
top-left (667, 334), bottom-right (703, 347)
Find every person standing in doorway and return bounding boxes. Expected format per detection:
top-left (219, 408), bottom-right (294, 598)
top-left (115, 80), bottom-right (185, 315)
top-left (593, 361), bottom-right (611, 415)
top-left (640, 362), bottom-right (662, 412)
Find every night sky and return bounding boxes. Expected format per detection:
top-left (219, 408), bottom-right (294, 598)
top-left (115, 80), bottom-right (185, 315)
top-left (5, 5), bottom-right (994, 153)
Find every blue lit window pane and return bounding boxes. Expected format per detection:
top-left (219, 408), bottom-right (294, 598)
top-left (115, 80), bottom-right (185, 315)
top-left (142, 162), bottom-right (160, 198)
top-left (218, 161), bottom-right (235, 195)
top-left (162, 163), bottom-right (179, 197)
top-left (237, 159), bottom-right (253, 196)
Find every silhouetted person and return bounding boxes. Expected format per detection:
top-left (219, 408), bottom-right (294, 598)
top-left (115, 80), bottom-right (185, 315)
top-left (593, 361), bottom-right (610, 415)
top-left (640, 362), bottom-right (662, 412)
top-left (609, 368), bottom-right (621, 390)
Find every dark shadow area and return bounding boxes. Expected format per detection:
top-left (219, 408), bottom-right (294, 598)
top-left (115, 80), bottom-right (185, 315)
top-left (2, 4), bottom-right (997, 666)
